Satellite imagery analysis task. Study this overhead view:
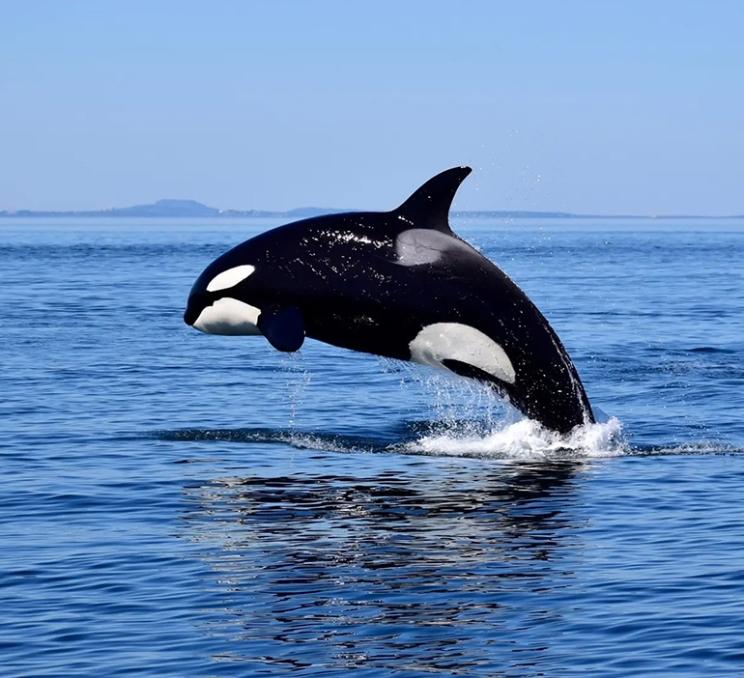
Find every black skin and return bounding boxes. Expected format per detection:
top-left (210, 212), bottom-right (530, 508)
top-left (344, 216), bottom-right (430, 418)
top-left (185, 167), bottom-right (595, 434)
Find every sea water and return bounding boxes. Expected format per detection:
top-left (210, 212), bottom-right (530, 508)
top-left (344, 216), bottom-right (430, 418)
top-left (1, 217), bottom-right (743, 676)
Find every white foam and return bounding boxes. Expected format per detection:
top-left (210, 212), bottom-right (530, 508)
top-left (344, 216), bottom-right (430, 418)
top-left (406, 416), bottom-right (627, 461)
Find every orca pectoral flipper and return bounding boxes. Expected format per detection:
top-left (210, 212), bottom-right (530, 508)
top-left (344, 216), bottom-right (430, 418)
top-left (257, 306), bottom-right (305, 352)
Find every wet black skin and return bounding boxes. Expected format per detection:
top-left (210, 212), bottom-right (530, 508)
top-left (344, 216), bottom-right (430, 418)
top-left (185, 167), bottom-right (595, 434)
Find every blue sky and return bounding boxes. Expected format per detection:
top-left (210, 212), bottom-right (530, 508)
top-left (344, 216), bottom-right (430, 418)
top-left (2, 1), bottom-right (743, 213)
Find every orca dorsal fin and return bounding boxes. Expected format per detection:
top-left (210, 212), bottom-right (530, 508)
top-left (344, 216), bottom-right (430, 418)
top-left (394, 166), bottom-right (472, 233)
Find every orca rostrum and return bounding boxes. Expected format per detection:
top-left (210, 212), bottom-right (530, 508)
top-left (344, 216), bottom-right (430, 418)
top-left (184, 167), bottom-right (595, 434)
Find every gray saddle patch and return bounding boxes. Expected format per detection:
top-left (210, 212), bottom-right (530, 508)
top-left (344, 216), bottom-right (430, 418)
top-left (395, 229), bottom-right (475, 266)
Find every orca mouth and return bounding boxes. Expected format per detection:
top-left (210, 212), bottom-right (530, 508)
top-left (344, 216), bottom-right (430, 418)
top-left (183, 307), bottom-right (198, 326)
top-left (184, 293), bottom-right (208, 326)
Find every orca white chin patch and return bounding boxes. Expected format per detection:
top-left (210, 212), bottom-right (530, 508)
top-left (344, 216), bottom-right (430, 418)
top-left (409, 322), bottom-right (516, 384)
top-left (206, 265), bottom-right (256, 293)
top-left (193, 297), bottom-right (261, 335)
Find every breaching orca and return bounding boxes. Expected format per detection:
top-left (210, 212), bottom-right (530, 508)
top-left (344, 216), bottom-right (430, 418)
top-left (184, 167), bottom-right (594, 434)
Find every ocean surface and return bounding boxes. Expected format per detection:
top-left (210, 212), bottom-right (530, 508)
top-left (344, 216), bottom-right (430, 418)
top-left (2, 216), bottom-right (743, 677)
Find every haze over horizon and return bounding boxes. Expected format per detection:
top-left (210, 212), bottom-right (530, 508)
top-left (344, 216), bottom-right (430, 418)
top-left (3, 1), bottom-right (743, 214)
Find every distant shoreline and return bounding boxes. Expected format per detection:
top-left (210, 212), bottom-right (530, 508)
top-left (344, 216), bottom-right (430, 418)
top-left (1, 198), bottom-right (741, 220)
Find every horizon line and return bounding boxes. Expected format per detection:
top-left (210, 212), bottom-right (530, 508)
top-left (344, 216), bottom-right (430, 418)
top-left (1, 197), bottom-right (743, 220)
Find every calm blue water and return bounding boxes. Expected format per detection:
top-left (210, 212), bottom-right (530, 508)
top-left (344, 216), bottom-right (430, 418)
top-left (2, 217), bottom-right (744, 676)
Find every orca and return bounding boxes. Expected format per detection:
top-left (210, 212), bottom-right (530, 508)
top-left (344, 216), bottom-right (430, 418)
top-left (184, 167), bottom-right (595, 434)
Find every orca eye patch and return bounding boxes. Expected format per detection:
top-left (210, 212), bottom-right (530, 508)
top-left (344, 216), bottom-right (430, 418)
top-left (206, 265), bottom-right (256, 292)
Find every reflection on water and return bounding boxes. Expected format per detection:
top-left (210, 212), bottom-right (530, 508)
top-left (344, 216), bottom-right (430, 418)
top-left (182, 462), bottom-right (581, 674)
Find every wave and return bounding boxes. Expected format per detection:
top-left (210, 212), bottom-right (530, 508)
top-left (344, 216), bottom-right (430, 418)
top-left (157, 416), bottom-right (628, 461)
top-left (157, 417), bottom-right (743, 460)
top-left (159, 427), bottom-right (379, 454)
top-left (632, 441), bottom-right (743, 456)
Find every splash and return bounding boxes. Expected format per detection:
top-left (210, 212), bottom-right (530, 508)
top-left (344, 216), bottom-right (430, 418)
top-left (405, 416), bottom-right (627, 460)
top-left (279, 352), bottom-right (312, 429)
top-left (388, 365), bottom-right (627, 460)
top-left (162, 363), bottom-right (630, 460)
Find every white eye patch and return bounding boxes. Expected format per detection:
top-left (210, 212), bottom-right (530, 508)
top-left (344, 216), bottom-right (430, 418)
top-left (206, 265), bottom-right (256, 292)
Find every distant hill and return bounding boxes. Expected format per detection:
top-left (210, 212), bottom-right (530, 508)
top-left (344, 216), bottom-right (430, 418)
top-left (0, 199), bottom-right (741, 220)
top-left (0, 199), bottom-right (350, 219)
top-left (1, 198), bottom-right (222, 218)
top-left (108, 198), bottom-right (220, 217)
